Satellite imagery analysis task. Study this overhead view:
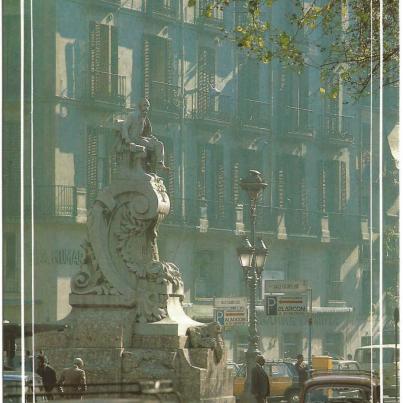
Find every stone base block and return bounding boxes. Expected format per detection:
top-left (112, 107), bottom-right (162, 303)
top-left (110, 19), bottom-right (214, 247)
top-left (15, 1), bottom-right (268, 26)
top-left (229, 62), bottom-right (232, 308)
top-left (35, 307), bottom-right (235, 403)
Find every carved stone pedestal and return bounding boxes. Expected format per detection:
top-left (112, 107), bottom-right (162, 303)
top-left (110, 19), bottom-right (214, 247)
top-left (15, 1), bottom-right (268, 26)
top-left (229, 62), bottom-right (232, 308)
top-left (36, 144), bottom-right (234, 402)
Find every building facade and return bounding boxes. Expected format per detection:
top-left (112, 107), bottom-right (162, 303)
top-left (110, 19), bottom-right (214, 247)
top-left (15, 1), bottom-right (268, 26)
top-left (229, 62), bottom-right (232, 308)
top-left (3, 0), bottom-right (399, 360)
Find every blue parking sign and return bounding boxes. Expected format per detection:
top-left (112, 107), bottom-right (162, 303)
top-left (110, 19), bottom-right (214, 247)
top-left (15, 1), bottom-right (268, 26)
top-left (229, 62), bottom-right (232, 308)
top-left (265, 296), bottom-right (278, 316)
top-left (215, 309), bottom-right (225, 326)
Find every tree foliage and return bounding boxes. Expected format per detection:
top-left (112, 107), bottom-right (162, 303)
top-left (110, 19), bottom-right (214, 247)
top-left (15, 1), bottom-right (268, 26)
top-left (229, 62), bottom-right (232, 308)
top-left (191, 0), bottom-right (399, 97)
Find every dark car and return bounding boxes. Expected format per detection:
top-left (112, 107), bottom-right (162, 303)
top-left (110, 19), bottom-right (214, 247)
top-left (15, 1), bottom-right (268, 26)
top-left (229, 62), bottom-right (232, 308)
top-left (301, 372), bottom-right (380, 403)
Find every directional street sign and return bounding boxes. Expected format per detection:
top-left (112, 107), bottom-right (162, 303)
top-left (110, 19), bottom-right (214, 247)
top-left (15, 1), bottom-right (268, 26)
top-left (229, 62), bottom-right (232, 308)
top-left (265, 295), bottom-right (307, 316)
top-left (214, 298), bottom-right (248, 328)
top-left (214, 297), bottom-right (247, 310)
top-left (264, 280), bottom-right (309, 294)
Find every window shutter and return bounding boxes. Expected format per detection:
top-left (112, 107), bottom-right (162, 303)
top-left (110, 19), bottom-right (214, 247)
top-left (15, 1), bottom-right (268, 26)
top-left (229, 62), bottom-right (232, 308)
top-left (276, 155), bottom-right (285, 208)
top-left (89, 21), bottom-right (102, 97)
top-left (87, 127), bottom-right (98, 208)
top-left (214, 145), bottom-right (225, 222)
top-left (197, 144), bottom-right (207, 200)
top-left (166, 39), bottom-right (173, 85)
top-left (319, 160), bottom-right (327, 212)
top-left (232, 158), bottom-right (241, 206)
top-left (111, 25), bottom-right (119, 98)
top-left (340, 161), bottom-right (347, 210)
top-left (144, 36), bottom-right (151, 99)
top-left (198, 47), bottom-right (215, 113)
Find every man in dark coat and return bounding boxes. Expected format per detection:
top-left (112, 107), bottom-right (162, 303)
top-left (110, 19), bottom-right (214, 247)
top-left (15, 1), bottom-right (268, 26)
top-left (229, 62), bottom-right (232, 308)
top-left (251, 354), bottom-right (270, 403)
top-left (36, 354), bottom-right (57, 400)
top-left (295, 353), bottom-right (308, 400)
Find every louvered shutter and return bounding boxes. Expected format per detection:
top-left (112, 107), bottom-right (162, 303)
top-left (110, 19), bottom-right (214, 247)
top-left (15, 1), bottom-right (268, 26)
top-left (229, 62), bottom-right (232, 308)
top-left (89, 21), bottom-right (102, 98)
top-left (214, 145), bottom-right (225, 222)
top-left (276, 155), bottom-right (285, 208)
top-left (319, 160), bottom-right (327, 213)
top-left (111, 25), bottom-right (119, 99)
top-left (87, 127), bottom-right (98, 208)
top-left (166, 38), bottom-right (175, 108)
top-left (340, 161), bottom-right (347, 210)
top-left (298, 157), bottom-right (308, 229)
top-left (144, 36), bottom-right (151, 99)
top-left (232, 160), bottom-right (241, 205)
top-left (197, 143), bottom-right (207, 201)
top-left (198, 47), bottom-right (215, 114)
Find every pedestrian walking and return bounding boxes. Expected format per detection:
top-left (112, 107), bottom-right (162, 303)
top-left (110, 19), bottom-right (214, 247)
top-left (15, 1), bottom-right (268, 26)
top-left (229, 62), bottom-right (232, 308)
top-left (36, 354), bottom-right (57, 400)
top-left (295, 353), bottom-right (308, 400)
top-left (251, 354), bottom-right (270, 403)
top-left (58, 357), bottom-right (87, 400)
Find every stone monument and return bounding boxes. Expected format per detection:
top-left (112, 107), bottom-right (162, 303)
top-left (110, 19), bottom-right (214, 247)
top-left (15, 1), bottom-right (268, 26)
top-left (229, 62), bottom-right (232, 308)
top-left (35, 99), bottom-right (234, 402)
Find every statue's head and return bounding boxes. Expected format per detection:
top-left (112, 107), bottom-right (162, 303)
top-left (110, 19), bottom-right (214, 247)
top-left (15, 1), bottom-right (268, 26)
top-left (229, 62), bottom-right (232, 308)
top-left (139, 98), bottom-right (150, 115)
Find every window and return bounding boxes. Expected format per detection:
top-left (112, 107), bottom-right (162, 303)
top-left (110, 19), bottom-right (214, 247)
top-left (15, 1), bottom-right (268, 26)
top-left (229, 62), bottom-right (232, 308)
top-left (89, 22), bottom-right (119, 101)
top-left (282, 332), bottom-right (302, 359)
top-left (318, 160), bottom-right (347, 213)
top-left (3, 233), bottom-right (18, 292)
top-left (197, 46), bottom-right (216, 115)
top-left (280, 67), bottom-right (311, 133)
top-left (193, 250), bottom-right (223, 300)
top-left (86, 127), bottom-right (117, 208)
top-left (277, 155), bottom-right (308, 232)
top-left (323, 332), bottom-right (344, 358)
top-left (144, 35), bottom-right (176, 111)
top-left (197, 143), bottom-right (225, 224)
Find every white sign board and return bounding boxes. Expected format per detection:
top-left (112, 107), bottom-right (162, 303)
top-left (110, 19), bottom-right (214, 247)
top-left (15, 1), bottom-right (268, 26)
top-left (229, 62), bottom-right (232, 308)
top-left (214, 308), bottom-right (248, 328)
top-left (264, 280), bottom-right (309, 294)
top-left (265, 295), bottom-right (307, 315)
top-left (214, 297), bottom-right (248, 310)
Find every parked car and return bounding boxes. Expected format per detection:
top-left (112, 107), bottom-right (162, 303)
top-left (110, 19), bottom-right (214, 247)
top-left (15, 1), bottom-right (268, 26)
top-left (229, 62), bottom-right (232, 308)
top-left (301, 372), bottom-right (380, 403)
top-left (3, 369), bottom-right (47, 403)
top-left (332, 360), bottom-right (361, 371)
top-left (354, 344), bottom-right (399, 397)
top-left (233, 360), bottom-right (301, 403)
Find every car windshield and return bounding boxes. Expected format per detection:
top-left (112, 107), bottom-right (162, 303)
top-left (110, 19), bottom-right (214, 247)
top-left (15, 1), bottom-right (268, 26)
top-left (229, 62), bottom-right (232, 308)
top-left (305, 385), bottom-right (373, 403)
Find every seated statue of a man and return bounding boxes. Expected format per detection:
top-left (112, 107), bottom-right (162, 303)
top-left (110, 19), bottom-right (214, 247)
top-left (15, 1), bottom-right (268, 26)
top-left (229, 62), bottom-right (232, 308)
top-left (120, 98), bottom-right (168, 173)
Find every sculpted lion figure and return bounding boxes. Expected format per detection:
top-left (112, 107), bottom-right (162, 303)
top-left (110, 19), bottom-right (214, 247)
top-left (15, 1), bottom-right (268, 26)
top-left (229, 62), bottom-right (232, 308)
top-left (186, 322), bottom-right (224, 363)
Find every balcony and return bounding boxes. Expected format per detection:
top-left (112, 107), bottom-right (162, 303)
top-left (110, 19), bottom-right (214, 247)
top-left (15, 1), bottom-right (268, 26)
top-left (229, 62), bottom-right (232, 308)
top-left (322, 114), bottom-right (354, 144)
top-left (281, 105), bottom-right (313, 137)
top-left (255, 205), bottom-right (277, 233)
top-left (327, 280), bottom-right (345, 305)
top-left (4, 185), bottom-right (77, 219)
top-left (148, 0), bottom-right (178, 19)
top-left (149, 81), bottom-right (182, 115)
top-left (189, 92), bottom-right (233, 123)
top-left (82, 70), bottom-right (126, 107)
top-left (328, 212), bottom-right (361, 240)
top-left (283, 208), bottom-right (321, 237)
top-left (240, 99), bottom-right (271, 129)
top-left (197, 0), bottom-right (224, 27)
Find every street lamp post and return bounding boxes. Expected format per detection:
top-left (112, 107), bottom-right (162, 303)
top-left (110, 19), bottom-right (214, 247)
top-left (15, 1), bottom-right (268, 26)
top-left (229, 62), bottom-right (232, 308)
top-left (237, 170), bottom-right (268, 402)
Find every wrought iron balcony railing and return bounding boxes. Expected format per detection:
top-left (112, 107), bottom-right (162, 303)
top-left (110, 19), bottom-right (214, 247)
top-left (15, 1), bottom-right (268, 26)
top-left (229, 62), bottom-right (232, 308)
top-left (240, 98), bottom-right (271, 128)
top-left (327, 280), bottom-right (344, 302)
top-left (283, 208), bottom-right (321, 236)
top-left (189, 92), bottom-right (233, 122)
top-left (149, 81), bottom-right (182, 114)
top-left (83, 70), bottom-right (126, 106)
top-left (148, 0), bottom-right (178, 18)
top-left (322, 114), bottom-right (354, 142)
top-left (327, 212), bottom-right (361, 240)
top-left (197, 0), bottom-right (224, 25)
top-left (4, 185), bottom-right (77, 219)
